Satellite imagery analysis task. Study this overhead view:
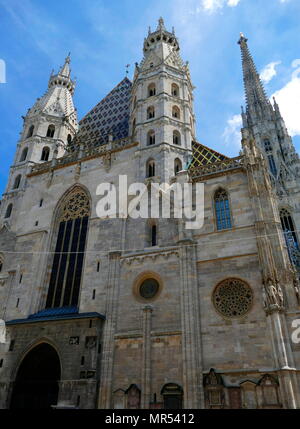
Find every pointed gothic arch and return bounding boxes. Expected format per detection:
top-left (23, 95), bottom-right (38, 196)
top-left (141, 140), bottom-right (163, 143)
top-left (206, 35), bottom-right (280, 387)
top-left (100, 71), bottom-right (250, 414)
top-left (146, 159), bottom-right (156, 178)
top-left (171, 83), bottom-right (179, 97)
top-left (161, 383), bottom-right (183, 409)
top-left (45, 186), bottom-right (91, 309)
top-left (172, 105), bottom-right (180, 119)
top-left (147, 130), bottom-right (155, 146)
top-left (147, 106), bottom-right (155, 119)
top-left (148, 83), bottom-right (156, 97)
top-left (174, 158), bottom-right (182, 175)
top-left (41, 146), bottom-right (50, 161)
top-left (214, 188), bottom-right (232, 231)
top-left (20, 147), bottom-right (28, 162)
top-left (13, 175), bottom-right (21, 190)
top-left (4, 203), bottom-right (13, 219)
top-left (280, 208), bottom-right (299, 249)
top-left (173, 130), bottom-right (181, 145)
top-left (10, 342), bottom-right (61, 409)
top-left (46, 124), bottom-right (55, 138)
top-left (27, 125), bottom-right (34, 139)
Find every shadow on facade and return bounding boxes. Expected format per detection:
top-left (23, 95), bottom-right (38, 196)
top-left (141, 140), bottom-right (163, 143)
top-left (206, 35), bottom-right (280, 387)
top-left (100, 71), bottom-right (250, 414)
top-left (10, 343), bottom-right (61, 409)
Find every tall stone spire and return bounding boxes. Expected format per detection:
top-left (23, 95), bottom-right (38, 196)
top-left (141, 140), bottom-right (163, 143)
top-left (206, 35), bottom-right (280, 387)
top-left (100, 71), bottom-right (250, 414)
top-left (238, 33), bottom-right (300, 194)
top-left (48, 53), bottom-right (75, 95)
top-left (238, 33), bottom-right (272, 123)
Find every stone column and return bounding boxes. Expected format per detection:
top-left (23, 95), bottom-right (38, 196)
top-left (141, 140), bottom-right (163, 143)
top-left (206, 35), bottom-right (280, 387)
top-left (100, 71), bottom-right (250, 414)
top-left (98, 251), bottom-right (121, 409)
top-left (179, 240), bottom-right (204, 408)
top-left (242, 130), bottom-right (300, 408)
top-left (141, 305), bottom-right (153, 408)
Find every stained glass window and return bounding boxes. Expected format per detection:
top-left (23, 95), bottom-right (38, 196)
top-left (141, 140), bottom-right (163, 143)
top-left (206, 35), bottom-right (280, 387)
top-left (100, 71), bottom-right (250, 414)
top-left (215, 189), bottom-right (232, 230)
top-left (46, 188), bottom-right (90, 309)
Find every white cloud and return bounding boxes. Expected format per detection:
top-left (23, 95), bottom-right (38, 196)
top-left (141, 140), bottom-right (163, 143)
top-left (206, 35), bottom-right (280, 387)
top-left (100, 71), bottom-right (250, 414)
top-left (227, 0), bottom-right (240, 5)
top-left (260, 61), bottom-right (281, 84)
top-left (222, 114), bottom-right (242, 149)
top-left (271, 59), bottom-right (300, 137)
top-left (202, 0), bottom-right (240, 12)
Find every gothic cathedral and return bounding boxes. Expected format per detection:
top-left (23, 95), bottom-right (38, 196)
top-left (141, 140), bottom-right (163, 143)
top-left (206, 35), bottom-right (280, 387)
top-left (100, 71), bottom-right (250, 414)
top-left (0, 19), bottom-right (300, 409)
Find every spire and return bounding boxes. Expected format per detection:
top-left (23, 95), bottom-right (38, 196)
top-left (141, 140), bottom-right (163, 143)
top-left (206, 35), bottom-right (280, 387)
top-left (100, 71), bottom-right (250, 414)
top-left (238, 33), bottom-right (270, 111)
top-left (157, 17), bottom-right (166, 31)
top-left (59, 53), bottom-right (71, 78)
top-left (48, 54), bottom-right (75, 95)
top-left (143, 18), bottom-right (180, 54)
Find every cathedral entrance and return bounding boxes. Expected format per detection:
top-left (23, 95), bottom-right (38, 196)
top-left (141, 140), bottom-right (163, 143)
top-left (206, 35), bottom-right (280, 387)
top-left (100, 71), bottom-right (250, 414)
top-left (10, 343), bottom-right (61, 409)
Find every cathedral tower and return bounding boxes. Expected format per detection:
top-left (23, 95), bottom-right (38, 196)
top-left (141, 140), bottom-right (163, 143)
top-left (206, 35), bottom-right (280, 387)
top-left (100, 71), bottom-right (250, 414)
top-left (239, 33), bottom-right (300, 186)
top-left (130, 18), bottom-right (196, 183)
top-left (239, 33), bottom-right (300, 268)
top-left (0, 55), bottom-right (78, 227)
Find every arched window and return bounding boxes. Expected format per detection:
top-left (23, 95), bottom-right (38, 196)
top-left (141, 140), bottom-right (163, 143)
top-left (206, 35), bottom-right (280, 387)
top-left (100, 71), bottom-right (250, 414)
top-left (13, 175), bottom-right (21, 190)
top-left (268, 155), bottom-right (277, 176)
top-left (161, 384), bottom-right (183, 409)
top-left (46, 187), bottom-right (91, 309)
top-left (27, 125), bottom-right (34, 139)
top-left (146, 159), bottom-right (155, 178)
top-left (215, 189), bottom-right (232, 230)
top-left (148, 83), bottom-right (156, 97)
top-left (151, 224), bottom-right (157, 246)
top-left (41, 146), bottom-right (50, 161)
top-left (20, 147), bottom-right (28, 162)
top-left (173, 130), bottom-right (181, 145)
top-left (67, 134), bottom-right (72, 145)
top-left (280, 208), bottom-right (298, 248)
top-left (171, 83), bottom-right (179, 97)
top-left (125, 385), bottom-right (141, 409)
top-left (4, 204), bottom-right (12, 219)
top-left (147, 130), bottom-right (155, 146)
top-left (174, 158), bottom-right (182, 175)
top-left (264, 139), bottom-right (272, 152)
top-left (46, 124), bottom-right (55, 138)
top-left (147, 106), bottom-right (155, 119)
top-left (172, 106), bottom-right (180, 119)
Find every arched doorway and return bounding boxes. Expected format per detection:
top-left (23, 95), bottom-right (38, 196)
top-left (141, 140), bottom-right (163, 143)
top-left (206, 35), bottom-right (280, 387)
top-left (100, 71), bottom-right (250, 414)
top-left (10, 343), bottom-right (61, 409)
top-left (161, 383), bottom-right (183, 409)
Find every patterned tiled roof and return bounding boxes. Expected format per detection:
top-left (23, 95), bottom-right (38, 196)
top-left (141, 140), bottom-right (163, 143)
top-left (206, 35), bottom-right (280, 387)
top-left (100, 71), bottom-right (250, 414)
top-left (189, 141), bottom-right (228, 169)
top-left (73, 77), bottom-right (132, 150)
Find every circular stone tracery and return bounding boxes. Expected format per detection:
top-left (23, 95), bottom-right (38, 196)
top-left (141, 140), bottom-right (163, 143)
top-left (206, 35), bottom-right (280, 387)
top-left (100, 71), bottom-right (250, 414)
top-left (139, 278), bottom-right (159, 299)
top-left (213, 278), bottom-right (253, 318)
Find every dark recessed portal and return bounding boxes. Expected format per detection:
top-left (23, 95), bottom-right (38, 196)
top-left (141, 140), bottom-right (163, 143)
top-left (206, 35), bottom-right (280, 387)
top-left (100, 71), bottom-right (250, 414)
top-left (10, 343), bottom-right (61, 409)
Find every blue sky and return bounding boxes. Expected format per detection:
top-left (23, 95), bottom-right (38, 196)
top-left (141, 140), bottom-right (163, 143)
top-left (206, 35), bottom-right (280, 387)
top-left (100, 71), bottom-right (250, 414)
top-left (1, 0), bottom-right (300, 195)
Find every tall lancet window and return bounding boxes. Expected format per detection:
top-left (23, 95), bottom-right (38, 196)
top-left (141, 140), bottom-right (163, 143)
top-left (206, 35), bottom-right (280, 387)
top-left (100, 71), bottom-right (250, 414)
top-left (46, 187), bottom-right (90, 309)
top-left (280, 208), bottom-right (299, 249)
top-left (215, 189), bottom-right (232, 231)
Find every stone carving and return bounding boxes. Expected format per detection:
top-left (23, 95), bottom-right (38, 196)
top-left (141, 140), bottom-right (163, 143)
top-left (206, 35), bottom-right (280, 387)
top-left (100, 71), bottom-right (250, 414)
top-left (85, 336), bottom-right (97, 349)
top-left (262, 278), bottom-right (285, 313)
top-left (59, 188), bottom-right (90, 222)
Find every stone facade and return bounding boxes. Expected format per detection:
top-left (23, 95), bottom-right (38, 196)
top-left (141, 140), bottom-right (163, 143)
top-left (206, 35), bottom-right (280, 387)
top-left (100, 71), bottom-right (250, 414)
top-left (0, 20), bottom-right (300, 409)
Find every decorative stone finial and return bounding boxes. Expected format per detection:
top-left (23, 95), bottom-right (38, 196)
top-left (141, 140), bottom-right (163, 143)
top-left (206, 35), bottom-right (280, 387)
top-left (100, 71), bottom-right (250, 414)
top-left (157, 17), bottom-right (166, 31)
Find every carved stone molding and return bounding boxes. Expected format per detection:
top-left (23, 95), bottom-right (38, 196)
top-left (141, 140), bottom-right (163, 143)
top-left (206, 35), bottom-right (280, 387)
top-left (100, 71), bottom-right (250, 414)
top-left (121, 249), bottom-right (179, 265)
